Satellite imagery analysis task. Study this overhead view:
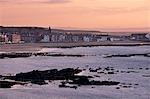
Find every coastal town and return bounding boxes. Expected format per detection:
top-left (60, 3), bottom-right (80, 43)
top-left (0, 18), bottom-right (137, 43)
top-left (0, 26), bottom-right (150, 44)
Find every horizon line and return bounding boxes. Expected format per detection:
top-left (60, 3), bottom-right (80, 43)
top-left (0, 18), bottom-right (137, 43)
top-left (1, 25), bottom-right (150, 33)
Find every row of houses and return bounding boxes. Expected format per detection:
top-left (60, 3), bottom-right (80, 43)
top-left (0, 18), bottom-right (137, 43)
top-left (0, 26), bottom-right (150, 43)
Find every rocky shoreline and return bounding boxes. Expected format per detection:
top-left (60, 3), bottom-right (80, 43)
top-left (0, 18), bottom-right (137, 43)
top-left (1, 66), bottom-right (149, 89)
top-left (0, 52), bottom-right (150, 59)
top-left (103, 53), bottom-right (150, 58)
top-left (0, 68), bottom-right (120, 89)
top-left (0, 52), bottom-right (85, 59)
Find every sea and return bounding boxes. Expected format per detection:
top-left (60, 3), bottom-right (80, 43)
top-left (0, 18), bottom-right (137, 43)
top-left (0, 46), bottom-right (150, 99)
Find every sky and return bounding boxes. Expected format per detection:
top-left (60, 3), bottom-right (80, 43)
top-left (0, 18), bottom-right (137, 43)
top-left (0, 0), bottom-right (150, 32)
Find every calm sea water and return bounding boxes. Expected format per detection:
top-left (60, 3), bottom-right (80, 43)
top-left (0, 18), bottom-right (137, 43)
top-left (0, 46), bottom-right (150, 99)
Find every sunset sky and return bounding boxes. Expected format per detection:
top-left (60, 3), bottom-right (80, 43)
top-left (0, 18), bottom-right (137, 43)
top-left (0, 0), bottom-right (150, 32)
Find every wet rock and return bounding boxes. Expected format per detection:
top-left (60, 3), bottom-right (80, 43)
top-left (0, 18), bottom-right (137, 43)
top-left (134, 84), bottom-right (139, 86)
top-left (0, 81), bottom-right (15, 88)
top-left (104, 53), bottom-right (150, 58)
top-left (70, 86), bottom-right (78, 89)
top-left (126, 71), bottom-right (130, 73)
top-left (6, 68), bottom-right (82, 85)
top-left (91, 86), bottom-right (95, 88)
top-left (0, 52), bottom-right (85, 59)
top-left (98, 71), bottom-right (105, 74)
top-left (97, 67), bottom-right (102, 70)
top-left (120, 70), bottom-right (139, 74)
top-left (89, 68), bottom-right (98, 72)
top-left (36, 53), bottom-right (85, 57)
top-left (122, 85), bottom-right (132, 88)
top-left (59, 82), bottom-right (77, 89)
top-left (59, 68), bottom-right (81, 76)
top-left (111, 68), bottom-right (114, 71)
top-left (69, 75), bottom-right (120, 86)
top-left (128, 68), bottom-right (134, 69)
top-left (116, 87), bottom-right (120, 89)
top-left (145, 68), bottom-right (149, 70)
top-left (87, 76), bottom-right (94, 78)
top-left (104, 67), bottom-right (111, 71)
top-left (116, 70), bottom-right (119, 72)
top-left (142, 75), bottom-right (150, 77)
top-left (70, 76), bottom-right (90, 85)
top-left (90, 81), bottom-right (120, 86)
top-left (0, 53), bottom-right (32, 59)
top-left (107, 72), bottom-right (115, 74)
top-left (30, 79), bottom-right (47, 85)
top-left (0, 80), bottom-right (26, 88)
top-left (94, 75), bottom-right (100, 77)
top-left (1, 67), bottom-right (120, 87)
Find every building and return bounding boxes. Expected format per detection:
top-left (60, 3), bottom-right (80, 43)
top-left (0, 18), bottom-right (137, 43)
top-left (130, 33), bottom-right (150, 41)
top-left (0, 33), bottom-right (9, 43)
top-left (41, 35), bottom-right (50, 42)
top-left (72, 35), bottom-right (79, 42)
top-left (12, 33), bottom-right (21, 43)
top-left (145, 33), bottom-right (150, 40)
top-left (58, 34), bottom-right (66, 42)
top-left (95, 34), bottom-right (109, 42)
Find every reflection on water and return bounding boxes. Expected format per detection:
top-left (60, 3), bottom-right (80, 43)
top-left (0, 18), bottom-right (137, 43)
top-left (0, 46), bottom-right (150, 99)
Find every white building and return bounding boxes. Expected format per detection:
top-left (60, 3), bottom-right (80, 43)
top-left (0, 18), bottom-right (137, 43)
top-left (72, 36), bottom-right (79, 42)
top-left (58, 35), bottom-right (66, 42)
top-left (41, 35), bottom-right (50, 42)
top-left (110, 37), bottom-right (121, 42)
top-left (83, 36), bottom-right (90, 42)
top-left (145, 33), bottom-right (150, 39)
top-left (97, 36), bottom-right (108, 42)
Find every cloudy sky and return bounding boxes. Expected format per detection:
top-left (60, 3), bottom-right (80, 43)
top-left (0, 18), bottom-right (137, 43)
top-left (0, 0), bottom-right (150, 32)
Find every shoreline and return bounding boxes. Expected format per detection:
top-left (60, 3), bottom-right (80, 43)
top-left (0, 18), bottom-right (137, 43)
top-left (0, 41), bottom-right (150, 52)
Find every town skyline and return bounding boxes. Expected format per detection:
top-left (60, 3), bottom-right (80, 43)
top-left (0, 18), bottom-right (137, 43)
top-left (0, 0), bottom-right (150, 32)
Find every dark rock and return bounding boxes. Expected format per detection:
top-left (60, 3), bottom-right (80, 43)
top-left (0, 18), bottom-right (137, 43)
top-left (128, 68), bottom-right (134, 69)
top-left (98, 71), bottom-right (104, 74)
top-left (107, 72), bottom-right (115, 74)
top-left (89, 68), bottom-right (98, 72)
top-left (0, 80), bottom-right (26, 88)
top-left (111, 68), bottom-right (114, 71)
top-left (43, 53), bottom-right (85, 57)
top-left (0, 81), bottom-right (15, 88)
top-left (87, 76), bottom-right (94, 78)
top-left (59, 82), bottom-right (77, 89)
top-left (116, 87), bottom-right (120, 89)
top-left (116, 70), bottom-right (119, 72)
top-left (69, 75), bottom-right (120, 86)
top-left (120, 71), bottom-right (126, 73)
top-left (126, 71), bottom-right (130, 73)
top-left (91, 86), bottom-right (95, 88)
top-left (94, 75), bottom-right (100, 77)
top-left (122, 85), bottom-right (132, 88)
top-left (90, 81), bottom-right (120, 86)
top-left (30, 79), bottom-right (47, 85)
top-left (6, 68), bottom-right (82, 85)
top-left (0, 52), bottom-right (85, 59)
top-left (0, 53), bottom-right (32, 59)
top-left (134, 84), bottom-right (139, 85)
top-left (104, 53), bottom-right (150, 58)
top-left (70, 86), bottom-right (78, 89)
top-left (145, 68), bottom-right (149, 70)
top-left (104, 67), bottom-right (111, 71)
top-left (139, 68), bottom-right (143, 70)
top-left (70, 76), bottom-right (90, 85)
top-left (142, 75), bottom-right (150, 77)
